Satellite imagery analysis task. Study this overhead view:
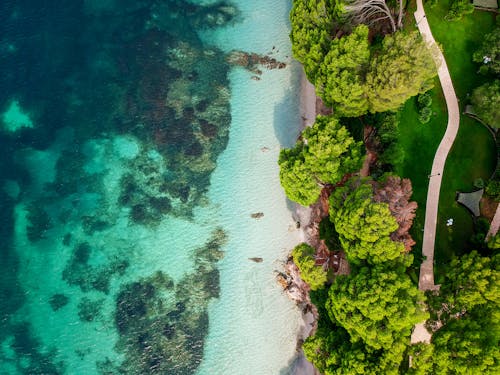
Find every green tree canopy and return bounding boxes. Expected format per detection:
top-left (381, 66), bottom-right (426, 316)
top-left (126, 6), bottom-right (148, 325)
top-left (431, 312), bottom-right (500, 374)
top-left (329, 181), bottom-right (405, 264)
top-left (473, 25), bottom-right (500, 75)
top-left (290, 4), bottom-right (437, 117)
top-left (446, 0), bottom-right (474, 21)
top-left (366, 31), bottom-right (437, 113)
top-left (290, 0), bottom-right (338, 81)
top-left (428, 251), bottom-right (499, 322)
top-left (315, 25), bottom-right (370, 117)
top-left (278, 147), bottom-right (322, 206)
top-left (327, 266), bottom-right (427, 350)
top-left (471, 80), bottom-right (500, 128)
top-left (407, 343), bottom-right (434, 375)
top-left (278, 115), bottom-right (363, 206)
top-left (303, 325), bottom-right (405, 375)
top-left (292, 243), bottom-right (328, 290)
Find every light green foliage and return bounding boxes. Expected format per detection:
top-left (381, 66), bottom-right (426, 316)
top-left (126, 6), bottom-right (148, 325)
top-left (290, 0), bottom-right (337, 81)
top-left (302, 116), bottom-right (363, 182)
top-left (433, 251), bottom-right (499, 319)
top-left (292, 243), bottom-right (328, 290)
top-left (471, 80), bottom-right (500, 128)
top-left (315, 25), bottom-right (370, 117)
top-left (407, 343), bottom-right (434, 375)
top-left (432, 313), bottom-right (500, 374)
top-left (330, 181), bottom-right (404, 264)
top-left (366, 32), bottom-right (437, 113)
top-left (302, 327), bottom-right (335, 373)
top-left (446, 0), bottom-right (474, 21)
top-left (327, 267), bottom-right (427, 350)
top-left (488, 232), bottom-right (500, 249)
top-left (278, 147), bottom-right (322, 206)
top-left (278, 115), bottom-right (363, 206)
top-left (473, 26), bottom-right (500, 75)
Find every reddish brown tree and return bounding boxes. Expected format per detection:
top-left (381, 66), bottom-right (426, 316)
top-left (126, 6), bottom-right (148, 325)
top-left (372, 176), bottom-right (417, 251)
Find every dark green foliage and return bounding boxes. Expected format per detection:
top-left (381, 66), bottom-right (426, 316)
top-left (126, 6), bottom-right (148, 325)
top-left (371, 112), bottom-right (405, 171)
top-left (485, 179), bottom-right (500, 201)
top-left (375, 112), bottom-right (399, 144)
top-left (330, 181), bottom-right (404, 264)
top-left (278, 115), bottom-right (363, 205)
top-left (315, 25), bottom-right (370, 116)
top-left (327, 267), bottom-right (427, 350)
top-left (303, 325), bottom-right (404, 375)
top-left (319, 216), bottom-right (341, 250)
top-left (428, 251), bottom-right (499, 323)
top-left (473, 177), bottom-right (485, 189)
top-left (292, 243), bottom-right (328, 290)
top-left (416, 92), bottom-right (433, 124)
top-left (446, 0), bottom-right (474, 21)
top-left (424, 250), bottom-right (500, 373)
top-left (417, 92), bottom-right (432, 108)
top-left (473, 26), bottom-right (500, 75)
top-left (471, 80), bottom-right (500, 128)
top-left (469, 217), bottom-right (491, 253)
top-left (290, 3), bottom-right (437, 116)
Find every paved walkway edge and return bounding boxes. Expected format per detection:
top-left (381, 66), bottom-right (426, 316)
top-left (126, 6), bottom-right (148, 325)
top-left (411, 0), bottom-right (460, 346)
top-left (414, 0), bottom-right (460, 292)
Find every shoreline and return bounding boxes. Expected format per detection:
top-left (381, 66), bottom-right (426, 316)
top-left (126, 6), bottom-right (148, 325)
top-left (299, 69), bottom-right (317, 129)
top-left (288, 68), bottom-right (319, 375)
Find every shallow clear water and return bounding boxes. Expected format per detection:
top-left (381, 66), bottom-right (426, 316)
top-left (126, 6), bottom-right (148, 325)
top-left (0, 1), bottom-right (303, 374)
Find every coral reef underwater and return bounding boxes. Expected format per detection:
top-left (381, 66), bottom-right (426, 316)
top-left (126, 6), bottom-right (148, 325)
top-left (0, 1), bottom-right (239, 373)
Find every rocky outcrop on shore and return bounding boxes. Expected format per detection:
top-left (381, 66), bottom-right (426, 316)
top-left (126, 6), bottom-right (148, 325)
top-left (226, 50), bottom-right (287, 75)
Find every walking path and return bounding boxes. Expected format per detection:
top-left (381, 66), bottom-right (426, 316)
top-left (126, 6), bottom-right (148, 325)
top-left (411, 0), bottom-right (460, 344)
top-left (414, 0), bottom-right (460, 292)
top-left (486, 204), bottom-right (500, 240)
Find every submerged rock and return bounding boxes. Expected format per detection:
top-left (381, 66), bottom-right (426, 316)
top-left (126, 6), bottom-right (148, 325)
top-left (114, 229), bottom-right (226, 375)
top-left (49, 294), bottom-right (69, 311)
top-left (226, 50), bottom-right (287, 75)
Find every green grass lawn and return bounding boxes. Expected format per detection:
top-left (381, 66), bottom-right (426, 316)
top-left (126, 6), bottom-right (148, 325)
top-left (434, 118), bottom-right (495, 281)
top-left (395, 78), bottom-right (447, 256)
top-left (424, 1), bottom-right (497, 278)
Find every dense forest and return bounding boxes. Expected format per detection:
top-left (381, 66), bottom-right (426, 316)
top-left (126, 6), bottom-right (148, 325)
top-left (281, 1), bottom-right (500, 374)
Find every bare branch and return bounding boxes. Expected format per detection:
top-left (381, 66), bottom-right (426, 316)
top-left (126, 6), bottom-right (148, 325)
top-left (343, 0), bottom-right (404, 33)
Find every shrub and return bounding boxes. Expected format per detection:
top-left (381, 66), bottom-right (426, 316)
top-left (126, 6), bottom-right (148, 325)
top-left (417, 92), bottom-right (433, 124)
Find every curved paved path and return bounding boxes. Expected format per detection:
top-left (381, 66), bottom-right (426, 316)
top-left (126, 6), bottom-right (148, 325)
top-left (486, 204), bottom-right (500, 240)
top-left (414, 0), bottom-right (460, 292)
top-left (411, 0), bottom-right (460, 345)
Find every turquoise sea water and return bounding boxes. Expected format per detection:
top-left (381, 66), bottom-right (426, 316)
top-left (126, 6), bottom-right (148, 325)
top-left (0, 1), bottom-right (304, 374)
